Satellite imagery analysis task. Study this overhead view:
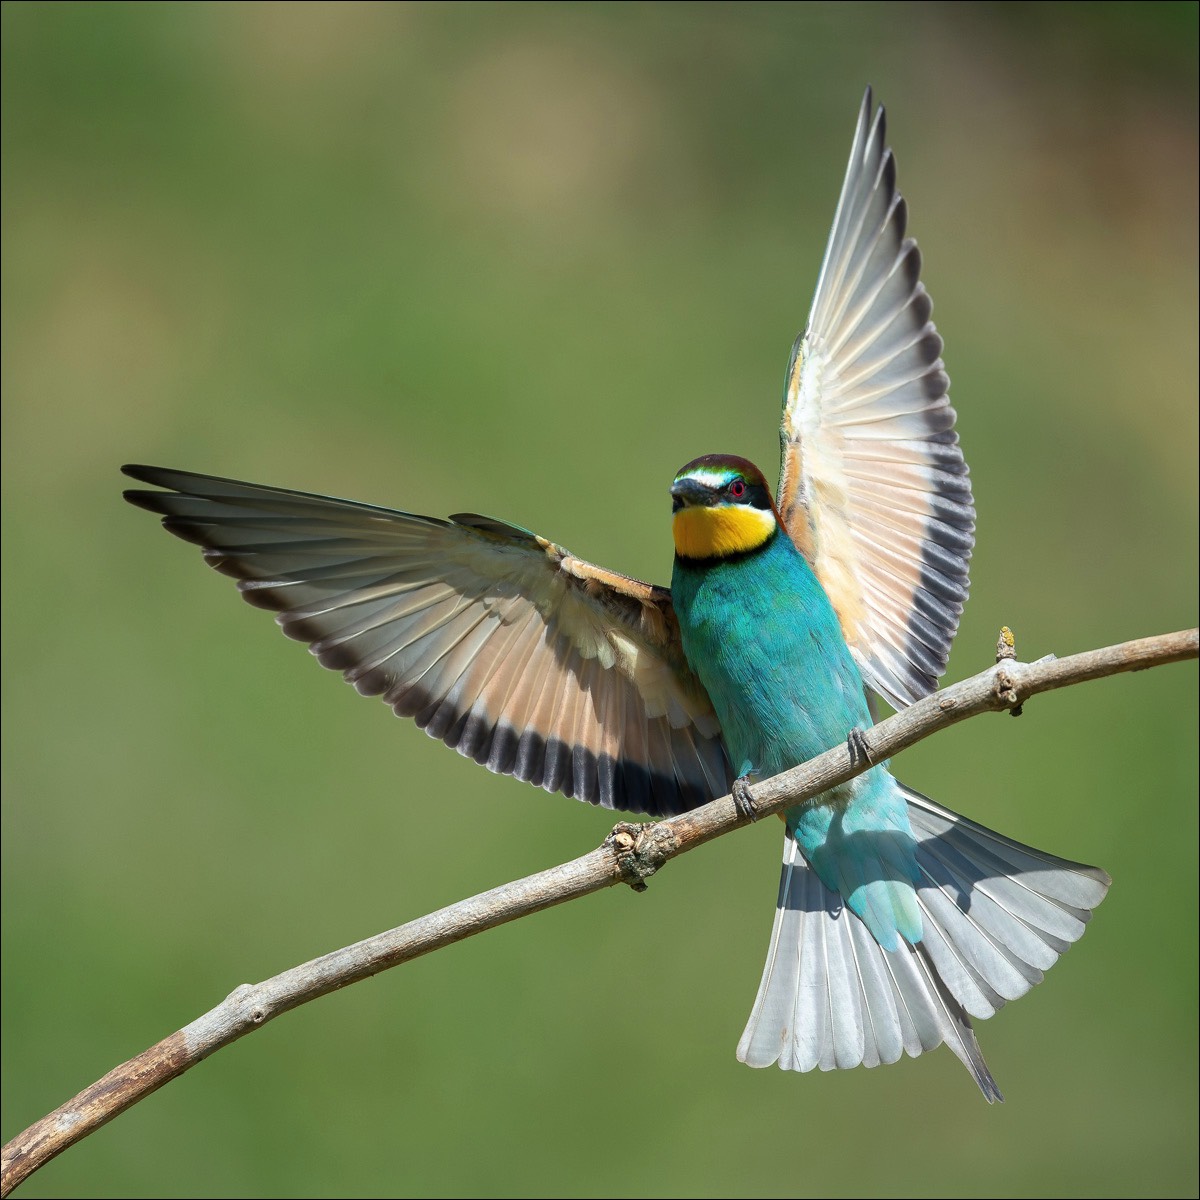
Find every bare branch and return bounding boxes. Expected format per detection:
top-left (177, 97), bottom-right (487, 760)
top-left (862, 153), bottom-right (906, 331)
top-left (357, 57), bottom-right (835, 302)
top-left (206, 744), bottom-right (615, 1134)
top-left (3, 628), bottom-right (1196, 1196)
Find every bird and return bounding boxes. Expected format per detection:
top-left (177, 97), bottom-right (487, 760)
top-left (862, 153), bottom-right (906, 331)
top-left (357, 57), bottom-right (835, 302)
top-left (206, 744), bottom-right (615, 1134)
top-left (123, 89), bottom-right (1109, 1100)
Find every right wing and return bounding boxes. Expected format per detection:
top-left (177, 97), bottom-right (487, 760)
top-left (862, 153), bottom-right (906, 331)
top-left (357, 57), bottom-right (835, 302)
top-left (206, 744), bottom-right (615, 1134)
top-left (123, 466), bottom-right (733, 817)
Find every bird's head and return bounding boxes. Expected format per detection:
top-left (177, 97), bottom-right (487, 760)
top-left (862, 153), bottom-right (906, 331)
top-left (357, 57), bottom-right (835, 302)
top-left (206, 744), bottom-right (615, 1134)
top-left (670, 455), bottom-right (779, 561)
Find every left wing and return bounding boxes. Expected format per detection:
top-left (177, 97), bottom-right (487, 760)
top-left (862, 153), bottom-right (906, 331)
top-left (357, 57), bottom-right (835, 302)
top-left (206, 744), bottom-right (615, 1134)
top-left (123, 466), bottom-right (733, 816)
top-left (778, 89), bottom-right (975, 709)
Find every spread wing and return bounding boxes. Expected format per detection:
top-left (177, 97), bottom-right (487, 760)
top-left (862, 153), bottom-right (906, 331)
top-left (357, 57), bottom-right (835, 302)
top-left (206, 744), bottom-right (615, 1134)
top-left (777, 89), bottom-right (975, 709)
top-left (123, 466), bottom-right (732, 816)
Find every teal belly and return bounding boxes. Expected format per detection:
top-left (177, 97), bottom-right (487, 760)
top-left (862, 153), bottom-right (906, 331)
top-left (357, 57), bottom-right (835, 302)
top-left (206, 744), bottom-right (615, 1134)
top-left (670, 533), bottom-right (869, 776)
top-left (671, 532), bottom-right (922, 949)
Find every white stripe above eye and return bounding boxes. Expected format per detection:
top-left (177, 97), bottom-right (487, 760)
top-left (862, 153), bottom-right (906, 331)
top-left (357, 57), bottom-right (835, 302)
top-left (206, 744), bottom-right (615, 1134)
top-left (677, 468), bottom-right (739, 490)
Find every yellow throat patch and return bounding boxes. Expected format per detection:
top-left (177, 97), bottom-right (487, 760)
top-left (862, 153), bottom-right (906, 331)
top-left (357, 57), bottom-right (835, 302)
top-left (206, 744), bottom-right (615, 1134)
top-left (673, 504), bottom-right (776, 560)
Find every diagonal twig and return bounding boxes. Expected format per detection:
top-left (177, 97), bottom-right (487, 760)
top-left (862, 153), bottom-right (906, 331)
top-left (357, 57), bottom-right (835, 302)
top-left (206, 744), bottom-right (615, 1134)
top-left (2, 627), bottom-right (1196, 1196)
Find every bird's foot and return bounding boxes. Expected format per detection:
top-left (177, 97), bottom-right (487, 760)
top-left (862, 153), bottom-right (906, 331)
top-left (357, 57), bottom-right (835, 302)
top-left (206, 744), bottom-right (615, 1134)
top-left (847, 726), bottom-right (873, 766)
top-left (732, 775), bottom-right (758, 822)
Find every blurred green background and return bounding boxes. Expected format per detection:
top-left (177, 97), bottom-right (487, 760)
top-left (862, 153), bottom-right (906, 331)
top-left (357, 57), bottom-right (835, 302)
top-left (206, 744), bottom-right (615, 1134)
top-left (3, 3), bottom-right (1197, 1197)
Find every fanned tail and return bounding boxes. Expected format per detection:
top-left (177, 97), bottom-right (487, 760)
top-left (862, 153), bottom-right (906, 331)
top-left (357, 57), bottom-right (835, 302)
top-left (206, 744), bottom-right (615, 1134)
top-left (736, 784), bottom-right (1110, 1100)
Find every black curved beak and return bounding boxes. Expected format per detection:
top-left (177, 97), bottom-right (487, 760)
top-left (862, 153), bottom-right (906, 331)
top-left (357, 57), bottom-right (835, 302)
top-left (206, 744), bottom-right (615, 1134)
top-left (670, 477), bottom-right (712, 512)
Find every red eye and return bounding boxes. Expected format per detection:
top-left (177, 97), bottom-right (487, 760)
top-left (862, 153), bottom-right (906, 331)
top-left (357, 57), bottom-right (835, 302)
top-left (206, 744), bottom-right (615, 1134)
top-left (729, 479), bottom-right (747, 499)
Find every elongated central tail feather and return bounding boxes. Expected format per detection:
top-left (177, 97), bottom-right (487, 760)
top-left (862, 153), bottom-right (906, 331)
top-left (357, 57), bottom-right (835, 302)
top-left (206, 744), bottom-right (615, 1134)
top-left (736, 784), bottom-right (1110, 1100)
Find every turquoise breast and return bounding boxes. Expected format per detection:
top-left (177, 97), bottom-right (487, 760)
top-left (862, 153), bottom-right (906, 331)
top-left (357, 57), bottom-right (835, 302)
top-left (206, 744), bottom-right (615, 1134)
top-left (671, 528), bottom-right (922, 950)
top-left (670, 529), bottom-right (870, 778)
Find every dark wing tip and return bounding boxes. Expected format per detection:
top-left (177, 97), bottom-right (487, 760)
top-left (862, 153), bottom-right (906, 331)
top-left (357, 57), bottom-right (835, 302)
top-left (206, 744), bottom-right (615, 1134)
top-left (122, 463), bottom-right (170, 486)
top-left (123, 488), bottom-right (170, 514)
top-left (123, 464), bottom-right (197, 510)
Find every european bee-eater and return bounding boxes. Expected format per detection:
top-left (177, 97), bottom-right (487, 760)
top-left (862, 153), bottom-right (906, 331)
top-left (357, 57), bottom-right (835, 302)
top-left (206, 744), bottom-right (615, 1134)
top-left (123, 90), bottom-right (1109, 1100)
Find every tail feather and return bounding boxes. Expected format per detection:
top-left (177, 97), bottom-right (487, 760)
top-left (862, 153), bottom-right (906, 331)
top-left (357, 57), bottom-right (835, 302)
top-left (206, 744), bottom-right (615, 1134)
top-left (820, 876), bottom-right (867, 1070)
top-left (850, 911), bottom-right (910, 1066)
top-left (917, 833), bottom-right (1071, 963)
top-left (736, 782), bottom-right (1110, 1100)
top-left (790, 848), bottom-right (835, 1071)
top-left (909, 940), bottom-right (1005, 1102)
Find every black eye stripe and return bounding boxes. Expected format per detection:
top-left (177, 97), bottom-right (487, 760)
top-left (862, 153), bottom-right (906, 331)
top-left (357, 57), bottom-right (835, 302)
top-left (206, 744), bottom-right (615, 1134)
top-left (670, 471), bottom-right (772, 512)
top-left (723, 479), bottom-right (771, 510)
